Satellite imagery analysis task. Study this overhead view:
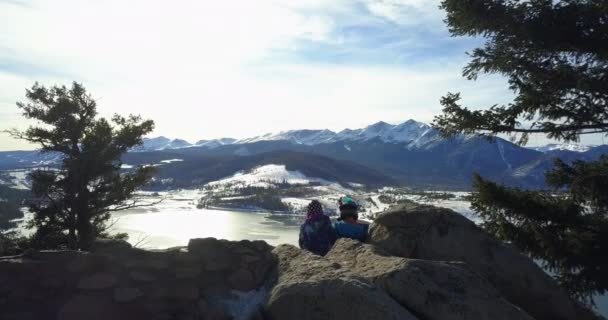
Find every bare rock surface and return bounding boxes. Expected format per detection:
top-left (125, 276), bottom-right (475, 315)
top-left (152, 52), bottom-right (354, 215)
top-left (369, 203), bottom-right (602, 320)
top-left (326, 239), bottom-right (533, 320)
top-left (0, 238), bottom-right (276, 320)
top-left (267, 244), bottom-right (418, 320)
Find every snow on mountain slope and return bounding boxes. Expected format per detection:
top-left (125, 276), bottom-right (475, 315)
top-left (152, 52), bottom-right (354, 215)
top-left (530, 143), bottom-right (595, 153)
top-left (140, 137), bottom-right (193, 151)
top-left (337, 120), bottom-right (433, 144)
top-left (195, 138), bottom-right (237, 149)
top-left (140, 119), bottom-right (441, 151)
top-left (232, 120), bottom-right (438, 147)
top-left (207, 164), bottom-right (335, 188)
top-left (235, 129), bottom-right (336, 145)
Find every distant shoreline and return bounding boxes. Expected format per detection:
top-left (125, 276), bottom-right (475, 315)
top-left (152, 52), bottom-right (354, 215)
top-left (203, 205), bottom-right (303, 216)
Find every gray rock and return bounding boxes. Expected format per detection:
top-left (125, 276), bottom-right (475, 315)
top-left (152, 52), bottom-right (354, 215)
top-left (40, 278), bottom-right (65, 289)
top-left (114, 287), bottom-right (144, 303)
top-left (228, 268), bottom-right (257, 291)
top-left (123, 258), bottom-right (169, 270)
top-left (2, 311), bottom-right (36, 320)
top-left (90, 238), bottom-right (132, 253)
top-left (197, 298), bottom-right (209, 314)
top-left (188, 238), bottom-right (235, 271)
top-left (369, 204), bottom-right (601, 320)
top-left (327, 239), bottom-right (533, 320)
top-left (171, 283), bottom-right (200, 300)
top-left (175, 267), bottom-right (202, 279)
top-left (266, 244), bottom-right (418, 320)
top-left (58, 295), bottom-right (130, 320)
top-left (77, 273), bottom-right (118, 290)
top-left (129, 271), bottom-right (156, 282)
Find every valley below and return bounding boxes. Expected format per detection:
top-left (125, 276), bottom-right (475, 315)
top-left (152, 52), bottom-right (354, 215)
top-left (106, 186), bottom-right (475, 250)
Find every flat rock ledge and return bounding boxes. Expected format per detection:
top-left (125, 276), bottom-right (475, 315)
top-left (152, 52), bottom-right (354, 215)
top-left (0, 204), bottom-right (604, 320)
top-left (0, 238), bottom-right (275, 320)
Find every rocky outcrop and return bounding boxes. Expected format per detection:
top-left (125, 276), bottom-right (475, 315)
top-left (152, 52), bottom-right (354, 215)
top-left (0, 238), bottom-right (275, 320)
top-left (266, 244), bottom-right (418, 320)
top-left (369, 203), bottom-right (601, 320)
top-left (326, 239), bottom-right (533, 320)
top-left (265, 239), bottom-right (535, 320)
top-left (1, 204), bottom-right (603, 320)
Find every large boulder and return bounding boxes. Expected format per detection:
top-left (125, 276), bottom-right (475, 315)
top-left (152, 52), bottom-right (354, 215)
top-left (326, 239), bottom-right (533, 320)
top-left (369, 204), bottom-right (601, 320)
top-left (266, 244), bottom-right (418, 320)
top-left (187, 238), bottom-right (276, 290)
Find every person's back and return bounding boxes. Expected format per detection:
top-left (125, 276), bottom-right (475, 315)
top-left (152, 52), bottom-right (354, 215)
top-left (334, 220), bottom-right (368, 242)
top-left (299, 200), bottom-right (336, 256)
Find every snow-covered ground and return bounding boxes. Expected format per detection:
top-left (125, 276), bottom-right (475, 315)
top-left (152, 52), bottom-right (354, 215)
top-left (160, 159), bottom-right (184, 164)
top-left (200, 164), bottom-right (397, 218)
top-left (208, 165), bottom-right (333, 188)
top-left (2, 170), bottom-right (31, 190)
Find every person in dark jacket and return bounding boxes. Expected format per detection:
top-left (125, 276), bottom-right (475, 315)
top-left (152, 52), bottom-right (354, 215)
top-left (299, 200), bottom-right (336, 256)
top-left (333, 196), bottom-right (368, 242)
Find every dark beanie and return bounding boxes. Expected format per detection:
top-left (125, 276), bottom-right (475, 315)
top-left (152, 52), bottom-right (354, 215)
top-left (307, 200), bottom-right (323, 216)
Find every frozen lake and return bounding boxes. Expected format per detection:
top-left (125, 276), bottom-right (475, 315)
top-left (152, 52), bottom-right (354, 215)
top-left (111, 208), bottom-right (302, 249)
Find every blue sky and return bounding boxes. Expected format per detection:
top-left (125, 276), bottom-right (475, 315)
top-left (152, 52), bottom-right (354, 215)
top-left (0, 0), bottom-right (603, 150)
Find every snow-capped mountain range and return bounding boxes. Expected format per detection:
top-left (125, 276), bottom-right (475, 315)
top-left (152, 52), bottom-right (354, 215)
top-left (141, 120), bottom-right (440, 151)
top-left (2, 119), bottom-right (604, 190)
top-left (141, 119), bottom-right (593, 153)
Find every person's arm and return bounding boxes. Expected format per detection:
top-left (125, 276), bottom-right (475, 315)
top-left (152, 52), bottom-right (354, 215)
top-left (299, 224), bottom-right (306, 249)
top-left (361, 224), bottom-right (369, 242)
top-left (329, 221), bottom-right (338, 244)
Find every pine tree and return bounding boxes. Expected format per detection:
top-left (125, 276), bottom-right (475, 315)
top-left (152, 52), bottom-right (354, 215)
top-left (9, 82), bottom-right (156, 250)
top-left (433, 0), bottom-right (608, 304)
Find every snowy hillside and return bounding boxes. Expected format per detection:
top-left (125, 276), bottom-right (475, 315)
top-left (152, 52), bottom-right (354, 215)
top-left (198, 164), bottom-right (386, 216)
top-left (530, 143), bottom-right (595, 153)
top-left (205, 164), bottom-right (353, 196)
top-left (207, 164), bottom-right (335, 188)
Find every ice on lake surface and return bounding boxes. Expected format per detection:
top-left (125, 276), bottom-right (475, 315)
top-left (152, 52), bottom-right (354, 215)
top-left (111, 208), bottom-right (302, 248)
top-left (109, 189), bottom-right (479, 249)
top-left (109, 190), bottom-right (303, 248)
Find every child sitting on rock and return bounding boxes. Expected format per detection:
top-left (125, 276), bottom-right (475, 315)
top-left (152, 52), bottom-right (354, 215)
top-left (334, 196), bottom-right (369, 242)
top-left (299, 200), bottom-right (336, 256)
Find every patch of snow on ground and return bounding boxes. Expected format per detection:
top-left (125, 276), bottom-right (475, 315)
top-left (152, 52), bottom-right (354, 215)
top-left (5, 170), bottom-right (30, 190)
top-left (219, 288), bottom-right (267, 320)
top-left (400, 193), bottom-right (480, 223)
top-left (121, 164), bottom-right (134, 169)
top-left (369, 195), bottom-right (392, 213)
top-left (160, 159), bottom-right (184, 164)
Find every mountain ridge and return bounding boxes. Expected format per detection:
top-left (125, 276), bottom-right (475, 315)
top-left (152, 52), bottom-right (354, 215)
top-left (140, 119), bottom-right (438, 151)
top-left (1, 119), bottom-right (606, 190)
top-left (140, 119), bottom-right (595, 154)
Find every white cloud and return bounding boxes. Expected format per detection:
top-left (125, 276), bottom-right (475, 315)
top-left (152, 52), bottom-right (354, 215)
top-left (2, 0), bottom-right (556, 151)
top-left (364, 0), bottom-right (443, 26)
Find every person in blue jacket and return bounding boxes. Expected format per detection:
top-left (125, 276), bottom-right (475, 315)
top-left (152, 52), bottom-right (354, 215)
top-left (334, 196), bottom-right (368, 242)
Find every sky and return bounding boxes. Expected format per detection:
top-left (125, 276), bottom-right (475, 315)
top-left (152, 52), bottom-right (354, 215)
top-left (0, 0), bottom-right (605, 150)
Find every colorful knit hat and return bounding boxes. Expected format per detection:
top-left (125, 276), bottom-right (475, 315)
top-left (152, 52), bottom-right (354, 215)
top-left (307, 200), bottom-right (323, 217)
